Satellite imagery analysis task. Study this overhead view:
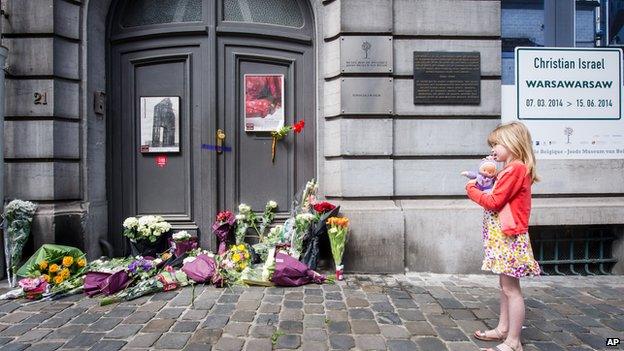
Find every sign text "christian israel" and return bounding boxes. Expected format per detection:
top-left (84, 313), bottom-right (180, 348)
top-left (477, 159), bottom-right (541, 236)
top-left (516, 47), bottom-right (622, 120)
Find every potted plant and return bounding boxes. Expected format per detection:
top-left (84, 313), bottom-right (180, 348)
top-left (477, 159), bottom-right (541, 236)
top-left (122, 215), bottom-right (171, 257)
top-left (169, 230), bottom-right (198, 257)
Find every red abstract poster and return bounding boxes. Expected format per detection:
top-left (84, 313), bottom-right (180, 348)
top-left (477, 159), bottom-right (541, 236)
top-left (244, 74), bottom-right (284, 132)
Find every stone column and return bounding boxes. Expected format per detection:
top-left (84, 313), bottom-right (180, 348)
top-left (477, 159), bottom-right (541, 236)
top-left (322, 0), bottom-right (404, 273)
top-left (2, 0), bottom-right (87, 253)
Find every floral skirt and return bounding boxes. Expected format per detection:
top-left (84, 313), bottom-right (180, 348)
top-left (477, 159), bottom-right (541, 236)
top-left (481, 210), bottom-right (541, 278)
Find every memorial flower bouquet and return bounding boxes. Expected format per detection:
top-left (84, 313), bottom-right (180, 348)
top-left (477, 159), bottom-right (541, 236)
top-left (123, 215), bottom-right (172, 256)
top-left (270, 120), bottom-right (304, 162)
top-left (298, 179), bottom-right (318, 214)
top-left (3, 200), bottom-right (38, 287)
top-left (170, 230), bottom-right (198, 257)
top-left (291, 212), bottom-right (316, 259)
top-left (127, 256), bottom-right (161, 280)
top-left (234, 204), bottom-right (255, 244)
top-left (302, 201), bottom-right (340, 270)
top-left (157, 266), bottom-right (190, 291)
top-left (258, 201), bottom-right (278, 241)
top-left (224, 244), bottom-right (251, 272)
top-left (123, 215), bottom-right (171, 243)
top-left (16, 244), bottom-right (87, 285)
top-left (234, 201), bottom-right (278, 244)
top-left (327, 216), bottom-right (350, 280)
top-left (212, 210), bottom-right (235, 254)
top-left (18, 277), bottom-right (48, 300)
top-left (253, 224), bottom-right (284, 262)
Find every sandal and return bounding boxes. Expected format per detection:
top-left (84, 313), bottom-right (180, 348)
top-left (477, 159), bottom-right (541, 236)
top-left (474, 328), bottom-right (505, 341)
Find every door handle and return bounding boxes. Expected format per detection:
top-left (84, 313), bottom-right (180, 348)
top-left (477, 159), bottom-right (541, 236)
top-left (216, 129), bottom-right (226, 154)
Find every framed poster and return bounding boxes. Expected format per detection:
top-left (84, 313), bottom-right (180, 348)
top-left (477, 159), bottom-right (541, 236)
top-left (244, 74), bottom-right (284, 132)
top-left (140, 96), bottom-right (180, 153)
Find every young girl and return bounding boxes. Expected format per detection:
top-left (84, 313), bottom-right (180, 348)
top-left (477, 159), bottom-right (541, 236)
top-left (466, 122), bottom-right (541, 351)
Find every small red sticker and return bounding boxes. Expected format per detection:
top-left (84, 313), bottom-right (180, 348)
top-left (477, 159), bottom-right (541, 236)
top-left (155, 155), bottom-right (167, 168)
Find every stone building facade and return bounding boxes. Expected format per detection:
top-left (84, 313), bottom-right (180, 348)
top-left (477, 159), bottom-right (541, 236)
top-left (1, 0), bottom-right (622, 274)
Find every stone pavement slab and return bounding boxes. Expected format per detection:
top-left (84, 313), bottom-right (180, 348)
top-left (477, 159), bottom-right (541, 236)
top-left (0, 274), bottom-right (621, 350)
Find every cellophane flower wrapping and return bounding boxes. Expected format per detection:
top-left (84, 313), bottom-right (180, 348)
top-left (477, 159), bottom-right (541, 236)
top-left (290, 213), bottom-right (315, 259)
top-left (3, 200), bottom-right (38, 287)
top-left (271, 252), bottom-right (327, 287)
top-left (212, 211), bottom-right (235, 255)
top-left (16, 244), bottom-right (87, 293)
top-left (301, 204), bottom-right (340, 270)
top-left (169, 234), bottom-right (198, 257)
top-left (181, 254), bottom-right (217, 283)
top-left (234, 204), bottom-right (254, 244)
top-left (326, 217), bottom-right (349, 280)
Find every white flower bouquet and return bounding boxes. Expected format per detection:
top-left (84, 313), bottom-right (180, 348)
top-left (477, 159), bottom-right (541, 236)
top-left (123, 215), bottom-right (171, 243)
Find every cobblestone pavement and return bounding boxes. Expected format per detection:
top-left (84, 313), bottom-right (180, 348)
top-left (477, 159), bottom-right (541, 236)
top-left (0, 273), bottom-right (622, 351)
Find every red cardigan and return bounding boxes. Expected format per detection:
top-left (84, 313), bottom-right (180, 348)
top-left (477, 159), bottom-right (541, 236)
top-left (466, 161), bottom-right (532, 235)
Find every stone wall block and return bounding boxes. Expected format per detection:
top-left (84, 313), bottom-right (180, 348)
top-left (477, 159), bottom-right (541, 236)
top-left (394, 119), bottom-right (499, 156)
top-left (4, 120), bottom-right (79, 158)
top-left (5, 161), bottom-right (80, 200)
top-left (4, 37), bottom-right (79, 79)
top-left (325, 119), bottom-right (393, 156)
top-left (394, 0), bottom-right (501, 36)
top-left (395, 159), bottom-right (624, 196)
top-left (339, 200), bottom-right (405, 273)
top-left (4, 0), bottom-right (80, 38)
top-left (5, 79), bottom-right (80, 118)
top-left (325, 159), bottom-right (394, 197)
top-left (324, 0), bottom-right (393, 38)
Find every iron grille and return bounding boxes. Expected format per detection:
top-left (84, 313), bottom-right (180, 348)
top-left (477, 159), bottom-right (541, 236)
top-left (530, 225), bottom-right (621, 275)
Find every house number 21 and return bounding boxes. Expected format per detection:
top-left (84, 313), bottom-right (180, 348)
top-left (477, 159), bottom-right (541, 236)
top-left (34, 92), bottom-right (48, 105)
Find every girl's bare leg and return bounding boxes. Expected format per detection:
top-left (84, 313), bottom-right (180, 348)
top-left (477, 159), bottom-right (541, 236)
top-left (498, 274), bottom-right (524, 350)
top-left (496, 274), bottom-right (510, 335)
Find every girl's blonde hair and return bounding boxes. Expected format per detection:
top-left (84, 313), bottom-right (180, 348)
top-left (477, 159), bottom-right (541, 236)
top-left (487, 121), bottom-right (540, 183)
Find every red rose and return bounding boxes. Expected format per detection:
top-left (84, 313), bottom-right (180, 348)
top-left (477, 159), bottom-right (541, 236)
top-left (216, 210), bottom-right (233, 223)
top-left (293, 120), bottom-right (305, 134)
top-left (313, 201), bottom-right (336, 214)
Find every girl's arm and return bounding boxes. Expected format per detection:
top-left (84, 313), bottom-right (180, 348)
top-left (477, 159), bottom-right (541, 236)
top-left (465, 164), bottom-right (525, 211)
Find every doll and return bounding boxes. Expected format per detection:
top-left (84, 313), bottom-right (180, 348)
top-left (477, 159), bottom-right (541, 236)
top-left (461, 157), bottom-right (497, 192)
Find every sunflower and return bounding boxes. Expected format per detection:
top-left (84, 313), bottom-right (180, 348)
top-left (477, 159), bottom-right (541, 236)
top-left (62, 256), bottom-right (74, 267)
top-left (49, 264), bottom-right (60, 273)
top-left (38, 260), bottom-right (48, 271)
top-left (60, 268), bottom-right (71, 279)
top-left (54, 275), bottom-right (64, 284)
top-left (41, 274), bottom-right (50, 283)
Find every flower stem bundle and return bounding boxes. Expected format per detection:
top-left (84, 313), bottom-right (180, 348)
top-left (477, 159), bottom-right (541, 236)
top-left (326, 217), bottom-right (349, 281)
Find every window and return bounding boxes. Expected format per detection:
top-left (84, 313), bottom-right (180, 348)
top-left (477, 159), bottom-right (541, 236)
top-left (223, 0), bottom-right (304, 28)
top-left (501, 0), bottom-right (601, 84)
top-left (121, 0), bottom-right (202, 28)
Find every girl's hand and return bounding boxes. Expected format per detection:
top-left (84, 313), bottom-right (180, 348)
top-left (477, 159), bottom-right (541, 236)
top-left (466, 179), bottom-right (477, 186)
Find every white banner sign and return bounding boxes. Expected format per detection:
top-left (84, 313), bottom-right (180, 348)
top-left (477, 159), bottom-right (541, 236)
top-left (503, 47), bottom-right (624, 159)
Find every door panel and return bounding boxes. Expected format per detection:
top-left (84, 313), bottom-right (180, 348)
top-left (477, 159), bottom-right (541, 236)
top-left (110, 42), bottom-right (211, 254)
top-left (238, 60), bottom-right (292, 210)
top-left (133, 60), bottom-right (188, 215)
top-left (219, 39), bottom-right (315, 219)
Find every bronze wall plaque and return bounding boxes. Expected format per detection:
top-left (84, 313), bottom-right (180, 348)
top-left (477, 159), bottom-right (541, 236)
top-left (341, 36), bottom-right (393, 73)
top-left (413, 51), bottom-right (481, 105)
